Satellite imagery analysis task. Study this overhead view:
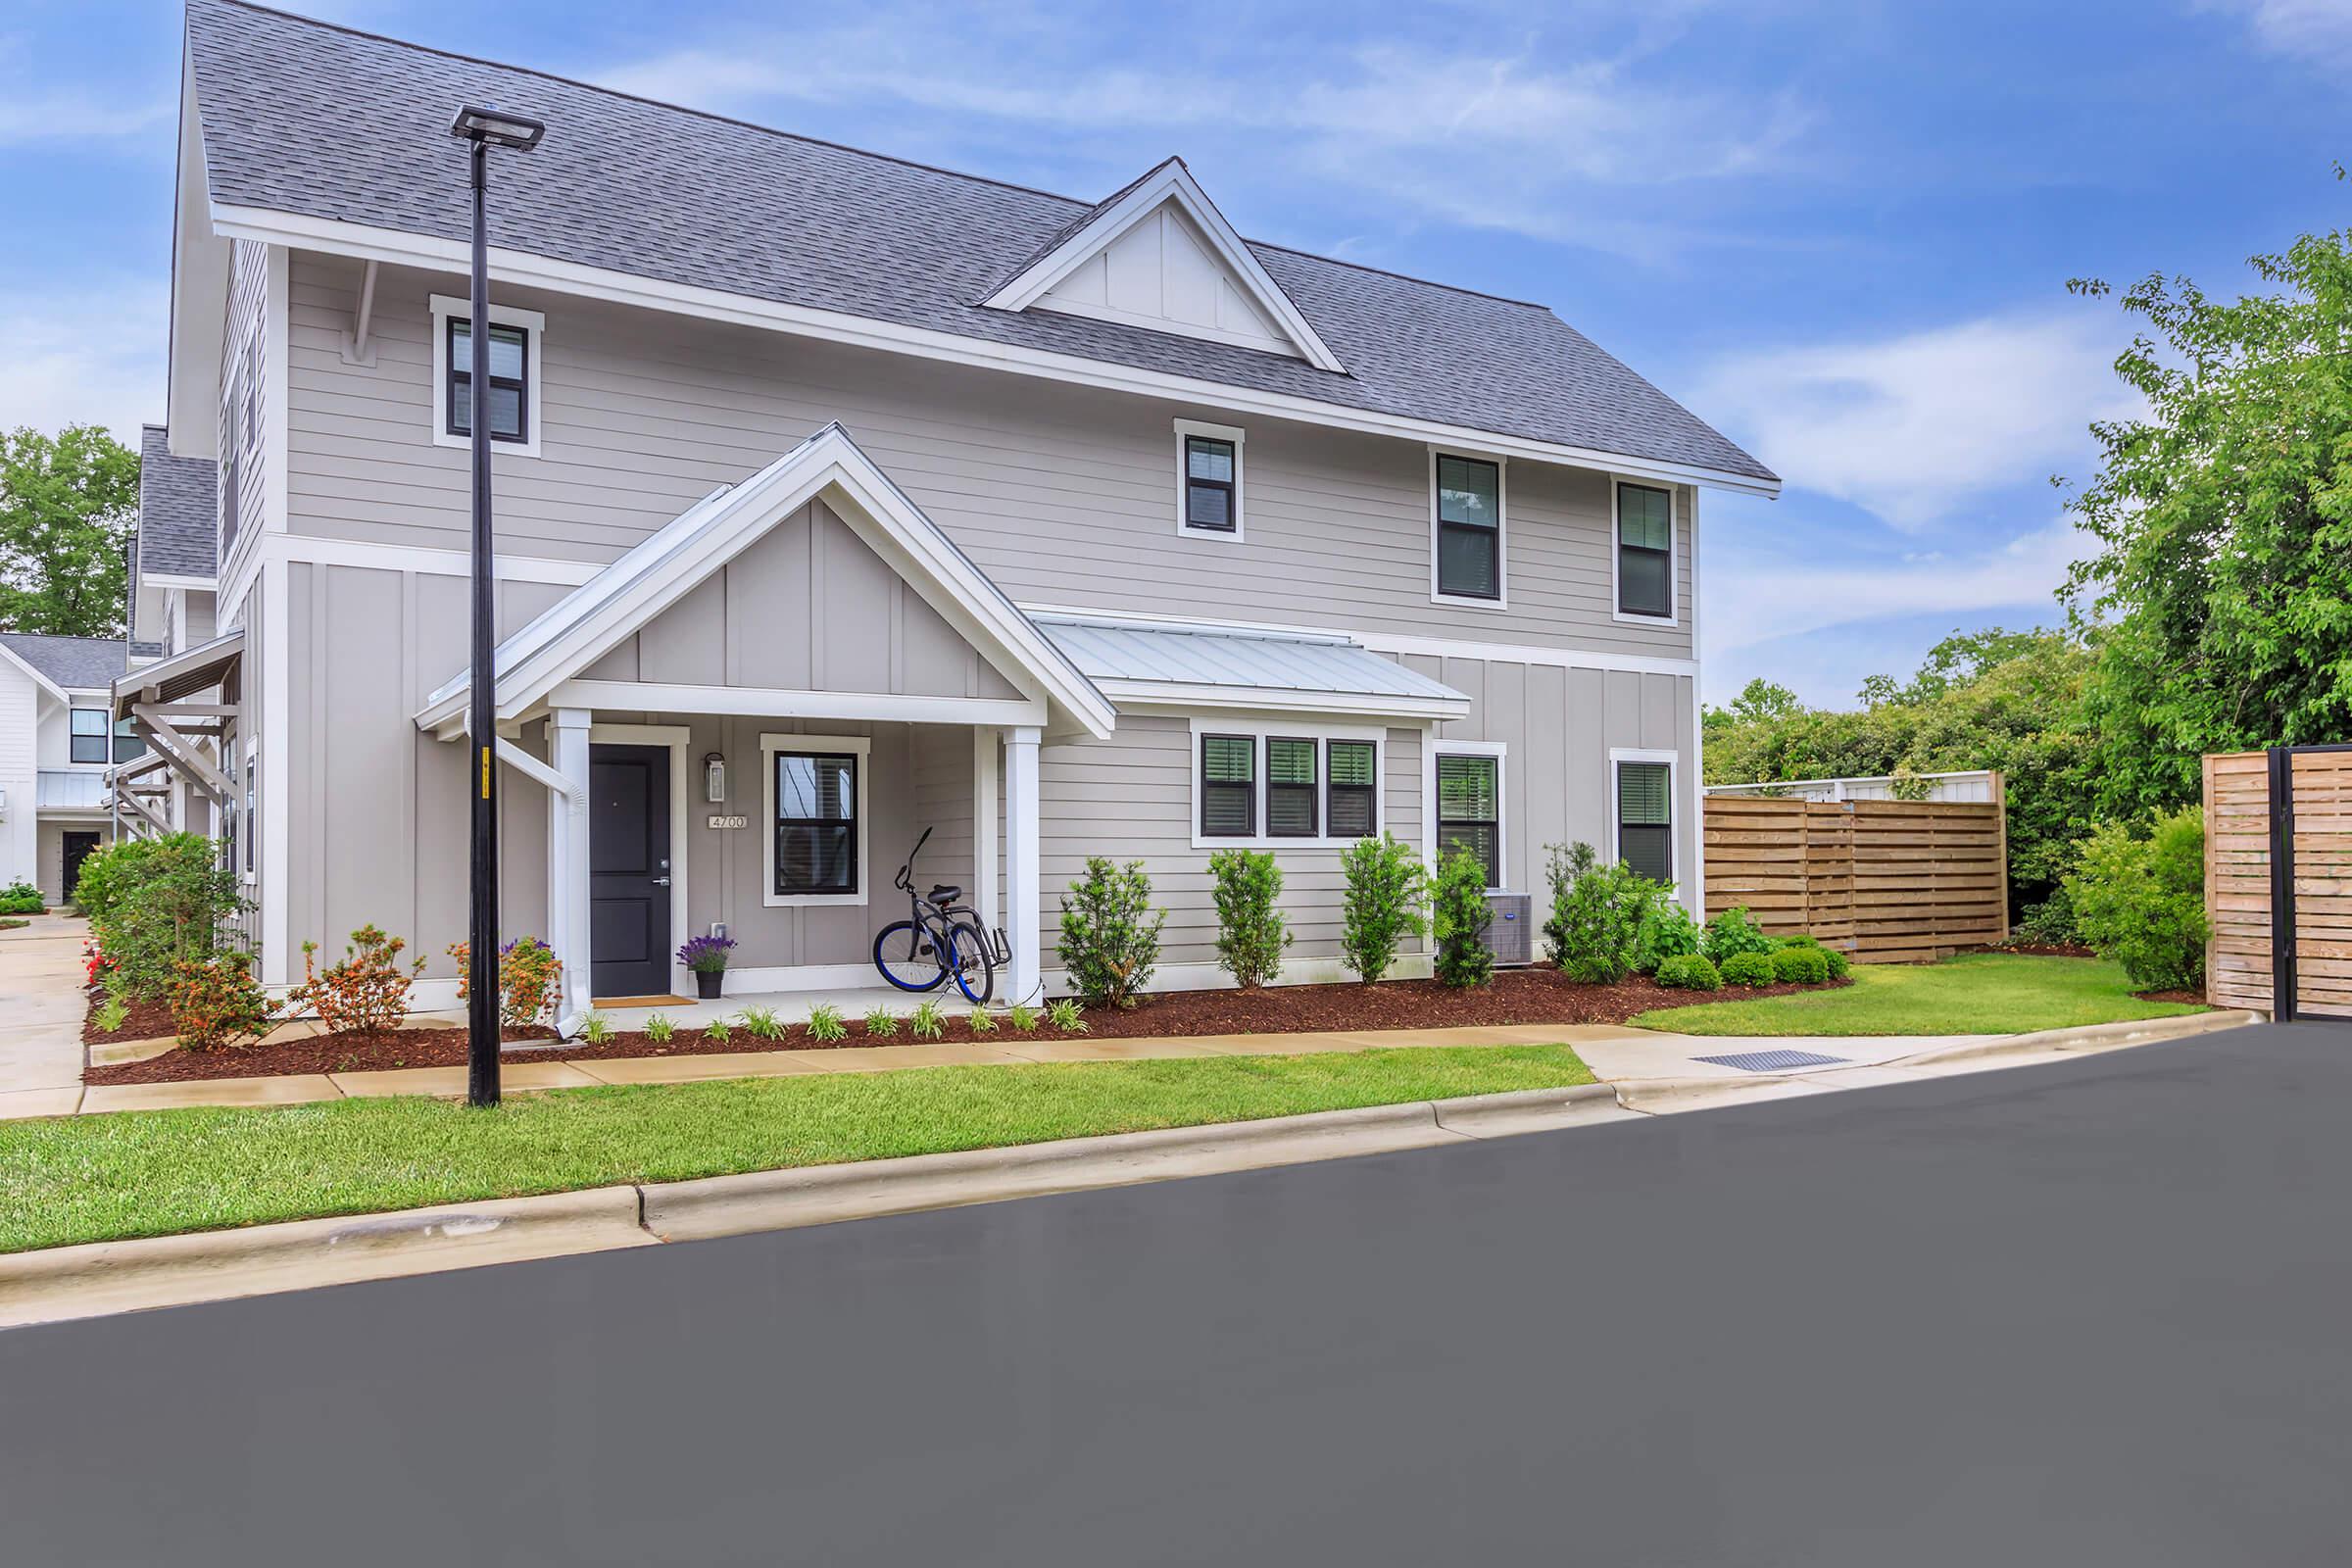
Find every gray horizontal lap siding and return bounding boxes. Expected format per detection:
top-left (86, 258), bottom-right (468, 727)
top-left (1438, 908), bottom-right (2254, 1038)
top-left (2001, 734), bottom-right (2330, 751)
top-left (285, 255), bottom-right (1694, 654)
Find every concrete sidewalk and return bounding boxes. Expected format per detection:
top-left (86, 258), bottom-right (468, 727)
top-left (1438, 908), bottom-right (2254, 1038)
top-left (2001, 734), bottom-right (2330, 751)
top-left (0, 914), bottom-right (93, 1122)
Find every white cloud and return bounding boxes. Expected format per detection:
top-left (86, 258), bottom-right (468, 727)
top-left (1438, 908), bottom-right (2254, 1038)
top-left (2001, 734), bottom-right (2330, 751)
top-left (1696, 313), bottom-right (2134, 528)
top-left (2196, 0), bottom-right (2352, 65)
top-left (0, 280), bottom-right (168, 444)
top-left (1701, 518), bottom-right (2087, 659)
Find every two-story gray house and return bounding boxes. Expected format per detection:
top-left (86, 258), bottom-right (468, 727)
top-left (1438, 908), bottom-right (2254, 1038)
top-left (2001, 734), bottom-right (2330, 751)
top-left (126, 0), bottom-right (1778, 1029)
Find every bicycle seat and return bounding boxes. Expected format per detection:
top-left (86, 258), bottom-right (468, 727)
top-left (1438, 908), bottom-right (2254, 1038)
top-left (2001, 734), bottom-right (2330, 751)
top-left (928, 884), bottom-right (963, 904)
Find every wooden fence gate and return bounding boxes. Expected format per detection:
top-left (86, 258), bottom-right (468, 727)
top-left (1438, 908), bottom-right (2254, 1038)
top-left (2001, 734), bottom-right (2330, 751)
top-left (2204, 747), bottom-right (2352, 1019)
top-left (1702, 785), bottom-right (2008, 962)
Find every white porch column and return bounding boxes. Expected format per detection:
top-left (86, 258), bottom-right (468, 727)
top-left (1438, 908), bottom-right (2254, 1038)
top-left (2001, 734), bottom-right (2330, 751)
top-left (1004, 724), bottom-right (1042, 1004)
top-left (551, 708), bottom-right (594, 1031)
top-left (972, 727), bottom-right (1001, 934)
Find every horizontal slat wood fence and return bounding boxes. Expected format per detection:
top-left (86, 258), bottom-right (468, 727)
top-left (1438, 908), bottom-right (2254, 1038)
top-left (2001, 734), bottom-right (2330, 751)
top-left (1702, 782), bottom-right (2009, 963)
top-left (2204, 749), bottom-right (2352, 1017)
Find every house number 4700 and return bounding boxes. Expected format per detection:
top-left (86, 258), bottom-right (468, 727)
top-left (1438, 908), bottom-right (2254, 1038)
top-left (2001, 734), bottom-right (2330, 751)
top-left (708, 813), bottom-right (749, 830)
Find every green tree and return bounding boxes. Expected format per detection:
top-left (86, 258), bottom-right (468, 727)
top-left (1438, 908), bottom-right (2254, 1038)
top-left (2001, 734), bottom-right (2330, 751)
top-left (2061, 188), bottom-right (2352, 814)
top-left (0, 424), bottom-right (140, 637)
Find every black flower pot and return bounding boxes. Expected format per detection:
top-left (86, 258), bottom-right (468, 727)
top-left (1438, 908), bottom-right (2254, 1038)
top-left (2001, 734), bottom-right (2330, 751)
top-left (696, 970), bottom-right (723, 1001)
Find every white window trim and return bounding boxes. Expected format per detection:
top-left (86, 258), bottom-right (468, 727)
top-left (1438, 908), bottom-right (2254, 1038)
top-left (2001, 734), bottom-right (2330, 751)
top-left (760, 731), bottom-right (872, 907)
top-left (1429, 448), bottom-right (1508, 610)
top-left (1188, 715), bottom-right (1387, 852)
top-left (1606, 747), bottom-right (1680, 890)
top-left (1424, 739), bottom-right (1508, 891)
top-left (66, 703), bottom-right (114, 769)
top-left (1173, 418), bottom-right (1246, 542)
top-left (1609, 476), bottom-right (1680, 627)
top-left (428, 294), bottom-right (546, 460)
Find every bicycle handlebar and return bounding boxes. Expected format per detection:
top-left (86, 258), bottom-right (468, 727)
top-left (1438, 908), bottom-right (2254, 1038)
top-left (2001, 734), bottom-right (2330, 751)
top-left (894, 826), bottom-right (936, 892)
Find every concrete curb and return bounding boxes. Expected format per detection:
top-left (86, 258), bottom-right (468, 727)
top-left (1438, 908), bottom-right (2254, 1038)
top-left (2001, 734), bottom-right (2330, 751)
top-left (0, 1186), bottom-right (653, 1329)
top-left (1888, 1008), bottom-right (2258, 1069)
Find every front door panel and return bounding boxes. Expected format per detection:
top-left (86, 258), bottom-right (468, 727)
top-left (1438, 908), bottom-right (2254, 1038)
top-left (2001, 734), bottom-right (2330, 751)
top-left (589, 745), bottom-right (671, 998)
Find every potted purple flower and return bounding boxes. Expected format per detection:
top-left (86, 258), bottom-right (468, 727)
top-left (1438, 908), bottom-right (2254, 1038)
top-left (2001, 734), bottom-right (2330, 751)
top-left (677, 934), bottom-right (737, 1000)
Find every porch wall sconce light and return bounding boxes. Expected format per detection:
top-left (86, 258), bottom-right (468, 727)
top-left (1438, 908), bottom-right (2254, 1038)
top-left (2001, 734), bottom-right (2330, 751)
top-left (704, 753), bottom-right (727, 804)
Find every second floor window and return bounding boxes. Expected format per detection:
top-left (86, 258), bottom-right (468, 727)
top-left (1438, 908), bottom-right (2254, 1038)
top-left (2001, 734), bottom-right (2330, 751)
top-left (1184, 436), bottom-right (1237, 531)
top-left (448, 318), bottom-right (529, 444)
top-left (1434, 455), bottom-right (1502, 602)
top-left (69, 709), bottom-right (109, 764)
top-left (1617, 482), bottom-right (1674, 618)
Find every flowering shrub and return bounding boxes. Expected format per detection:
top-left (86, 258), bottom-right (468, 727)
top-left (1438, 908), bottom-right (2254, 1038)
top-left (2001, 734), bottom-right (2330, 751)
top-left (293, 924), bottom-right (425, 1035)
top-left (676, 934), bottom-right (737, 974)
top-left (82, 940), bottom-right (110, 989)
top-left (447, 936), bottom-right (564, 1028)
top-left (166, 952), bottom-right (277, 1052)
top-left (74, 833), bottom-right (247, 1002)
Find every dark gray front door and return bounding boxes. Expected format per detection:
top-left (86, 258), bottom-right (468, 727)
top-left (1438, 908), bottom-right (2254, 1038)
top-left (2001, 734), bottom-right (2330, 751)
top-left (589, 745), bottom-right (671, 998)
top-left (61, 832), bottom-right (101, 905)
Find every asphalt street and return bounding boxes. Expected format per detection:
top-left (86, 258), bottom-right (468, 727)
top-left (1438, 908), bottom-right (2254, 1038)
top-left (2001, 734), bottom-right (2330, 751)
top-left (4, 1022), bottom-right (2347, 1565)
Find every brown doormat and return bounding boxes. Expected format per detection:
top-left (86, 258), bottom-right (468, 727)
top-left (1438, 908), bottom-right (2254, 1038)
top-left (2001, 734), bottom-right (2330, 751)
top-left (591, 995), bottom-right (694, 1009)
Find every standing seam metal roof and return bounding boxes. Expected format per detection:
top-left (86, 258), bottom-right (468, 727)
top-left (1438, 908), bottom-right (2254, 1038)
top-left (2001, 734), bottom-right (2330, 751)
top-left (1035, 616), bottom-right (1467, 705)
top-left (182, 0), bottom-right (1775, 486)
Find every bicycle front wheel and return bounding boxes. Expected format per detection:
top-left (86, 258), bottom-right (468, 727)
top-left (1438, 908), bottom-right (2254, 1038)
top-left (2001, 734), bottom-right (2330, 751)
top-left (873, 920), bottom-right (950, 993)
top-left (948, 918), bottom-right (996, 1004)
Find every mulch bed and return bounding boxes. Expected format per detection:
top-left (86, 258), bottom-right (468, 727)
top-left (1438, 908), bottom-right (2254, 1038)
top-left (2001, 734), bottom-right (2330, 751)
top-left (83, 993), bottom-right (178, 1046)
top-left (1988, 942), bottom-right (2099, 959)
top-left (82, 966), bottom-right (1849, 1087)
top-left (2132, 988), bottom-right (2207, 1006)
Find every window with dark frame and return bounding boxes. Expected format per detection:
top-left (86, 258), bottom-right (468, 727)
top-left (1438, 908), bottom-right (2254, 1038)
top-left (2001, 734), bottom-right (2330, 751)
top-left (1617, 761), bottom-right (1673, 883)
top-left (1435, 753), bottom-right (1501, 887)
top-left (1436, 455), bottom-right (1501, 600)
top-left (112, 716), bottom-right (146, 764)
top-left (1326, 739), bottom-right (1377, 840)
top-left (1200, 734), bottom-right (1255, 838)
top-left (447, 318), bottom-right (529, 444)
top-left (1266, 738), bottom-right (1318, 838)
top-left (773, 751), bottom-right (858, 895)
top-left (69, 709), bottom-right (109, 764)
top-left (1183, 435), bottom-right (1237, 532)
top-left (1617, 482), bottom-right (1673, 617)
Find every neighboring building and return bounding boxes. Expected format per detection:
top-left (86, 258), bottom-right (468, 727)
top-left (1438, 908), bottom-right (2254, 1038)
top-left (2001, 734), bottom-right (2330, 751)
top-left (117, 423), bottom-right (223, 839)
top-left (0, 634), bottom-right (149, 903)
top-left (133, 0), bottom-right (1778, 1024)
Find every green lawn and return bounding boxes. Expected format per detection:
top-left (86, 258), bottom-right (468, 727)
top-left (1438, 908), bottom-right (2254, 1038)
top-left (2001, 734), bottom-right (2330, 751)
top-left (0, 1045), bottom-right (1592, 1255)
top-left (1632, 953), bottom-right (2208, 1037)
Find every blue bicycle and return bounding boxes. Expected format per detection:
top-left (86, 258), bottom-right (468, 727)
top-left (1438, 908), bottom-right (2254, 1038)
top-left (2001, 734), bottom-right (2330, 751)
top-left (870, 827), bottom-right (1002, 1004)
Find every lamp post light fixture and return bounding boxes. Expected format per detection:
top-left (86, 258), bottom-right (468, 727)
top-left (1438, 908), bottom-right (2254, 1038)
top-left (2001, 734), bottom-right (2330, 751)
top-left (449, 102), bottom-right (545, 1107)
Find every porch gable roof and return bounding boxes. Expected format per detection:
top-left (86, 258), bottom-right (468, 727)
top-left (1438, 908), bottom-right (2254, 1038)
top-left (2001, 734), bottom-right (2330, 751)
top-left (414, 423), bottom-right (1117, 739)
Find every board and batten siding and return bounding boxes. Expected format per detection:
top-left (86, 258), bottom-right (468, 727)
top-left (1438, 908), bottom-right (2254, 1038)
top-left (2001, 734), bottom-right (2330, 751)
top-left (283, 253), bottom-right (1694, 657)
top-left (1402, 653), bottom-right (1698, 902)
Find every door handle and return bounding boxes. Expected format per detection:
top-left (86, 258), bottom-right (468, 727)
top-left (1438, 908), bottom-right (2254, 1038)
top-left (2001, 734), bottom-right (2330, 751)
top-left (652, 875), bottom-right (672, 887)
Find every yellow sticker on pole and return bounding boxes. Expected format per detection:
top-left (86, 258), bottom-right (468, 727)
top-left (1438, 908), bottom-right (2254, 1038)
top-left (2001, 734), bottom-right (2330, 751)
top-left (481, 745), bottom-right (493, 799)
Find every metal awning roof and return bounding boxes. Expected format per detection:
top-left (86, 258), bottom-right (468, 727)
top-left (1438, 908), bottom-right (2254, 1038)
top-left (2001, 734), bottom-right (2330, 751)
top-left (1032, 613), bottom-right (1469, 721)
top-left (112, 628), bottom-right (243, 718)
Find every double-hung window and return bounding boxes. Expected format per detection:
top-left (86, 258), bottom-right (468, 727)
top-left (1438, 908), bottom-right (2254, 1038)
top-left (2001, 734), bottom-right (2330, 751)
top-left (1266, 738), bottom-right (1318, 838)
top-left (1614, 757), bottom-right (1674, 884)
top-left (69, 709), bottom-right (109, 764)
top-left (1325, 740), bottom-right (1377, 839)
top-left (1616, 482), bottom-right (1674, 619)
top-left (771, 750), bottom-right (859, 897)
top-left (431, 296), bottom-right (545, 458)
top-left (1200, 735), bottom-right (1256, 838)
top-left (1434, 751), bottom-right (1502, 888)
top-left (1175, 420), bottom-right (1244, 538)
top-left (112, 716), bottom-right (146, 763)
top-left (1434, 454), bottom-right (1502, 603)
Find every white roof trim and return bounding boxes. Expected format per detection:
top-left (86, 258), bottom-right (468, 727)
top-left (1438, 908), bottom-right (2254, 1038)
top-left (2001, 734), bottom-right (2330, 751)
top-left (201, 202), bottom-right (1782, 500)
top-left (414, 423), bottom-right (1117, 741)
top-left (0, 643), bottom-right (72, 707)
top-left (981, 159), bottom-right (1346, 375)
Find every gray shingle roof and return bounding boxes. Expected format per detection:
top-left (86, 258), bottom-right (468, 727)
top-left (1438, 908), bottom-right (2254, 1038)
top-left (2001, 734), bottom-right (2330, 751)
top-left (136, 424), bottom-right (218, 579)
top-left (0, 634), bottom-right (134, 693)
top-left (183, 0), bottom-right (1777, 486)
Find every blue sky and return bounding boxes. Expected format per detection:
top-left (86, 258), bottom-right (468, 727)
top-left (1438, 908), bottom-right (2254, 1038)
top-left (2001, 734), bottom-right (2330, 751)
top-left (2, 0), bottom-right (2346, 703)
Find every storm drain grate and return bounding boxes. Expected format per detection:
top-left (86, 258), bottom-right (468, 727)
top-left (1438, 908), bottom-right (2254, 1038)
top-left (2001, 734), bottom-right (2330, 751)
top-left (1692, 1049), bottom-right (1851, 1073)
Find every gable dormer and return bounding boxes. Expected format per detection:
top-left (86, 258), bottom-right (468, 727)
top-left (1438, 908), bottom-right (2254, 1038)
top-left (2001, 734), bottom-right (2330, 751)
top-left (984, 158), bottom-right (1346, 373)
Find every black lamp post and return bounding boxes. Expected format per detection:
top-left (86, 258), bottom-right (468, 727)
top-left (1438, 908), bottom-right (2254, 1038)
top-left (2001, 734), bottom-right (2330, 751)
top-left (448, 103), bottom-right (545, 1107)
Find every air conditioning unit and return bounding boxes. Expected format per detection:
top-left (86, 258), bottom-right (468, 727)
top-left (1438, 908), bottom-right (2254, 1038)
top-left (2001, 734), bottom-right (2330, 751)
top-left (1481, 891), bottom-right (1533, 966)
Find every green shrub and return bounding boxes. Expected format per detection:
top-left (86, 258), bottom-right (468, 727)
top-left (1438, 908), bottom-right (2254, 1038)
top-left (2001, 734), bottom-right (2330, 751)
top-left (1702, 906), bottom-right (1776, 967)
top-left (909, 999), bottom-right (948, 1039)
top-left (165, 951), bottom-right (275, 1051)
top-left (1636, 900), bottom-right (1705, 974)
top-left (967, 1004), bottom-right (996, 1035)
top-left (1431, 847), bottom-right (1495, 988)
top-left (0, 880), bottom-right (41, 915)
top-left (293, 925), bottom-right (424, 1036)
top-left (806, 1004), bottom-right (848, 1043)
top-left (579, 1010), bottom-right (612, 1045)
top-left (2014, 888), bottom-right (2082, 947)
top-left (1654, 954), bottom-right (1723, 991)
top-left (2064, 807), bottom-right (2208, 990)
top-left (1544, 842), bottom-right (1657, 984)
top-left (704, 1017), bottom-right (731, 1046)
top-left (645, 1014), bottom-right (675, 1044)
top-left (1056, 857), bottom-right (1166, 1007)
top-left (74, 834), bottom-right (247, 1002)
top-left (1339, 833), bottom-right (1427, 983)
top-left (862, 1005), bottom-right (900, 1038)
top-left (1821, 947), bottom-right (1851, 980)
top-left (1207, 848), bottom-right (1291, 989)
top-left (1046, 998), bottom-right (1088, 1034)
top-left (735, 1005), bottom-right (785, 1041)
top-left (1719, 952), bottom-right (1778, 988)
top-left (92, 994), bottom-right (129, 1033)
top-left (1771, 947), bottom-right (1831, 985)
top-left (1006, 1003), bottom-right (1041, 1033)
